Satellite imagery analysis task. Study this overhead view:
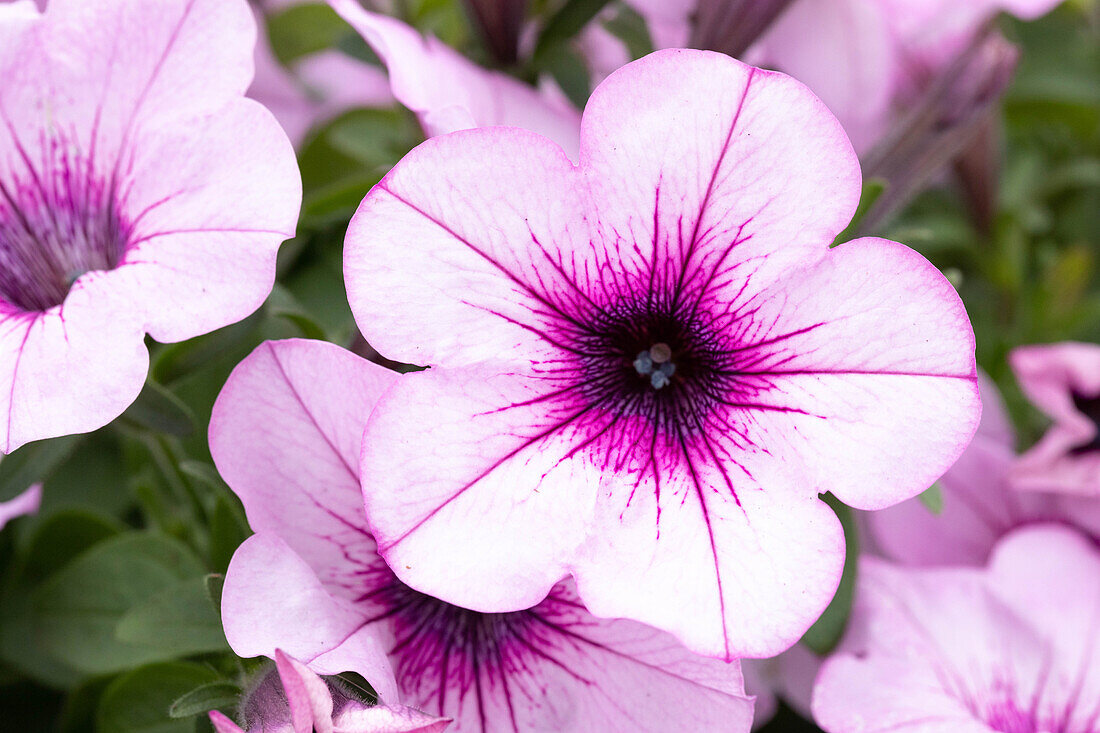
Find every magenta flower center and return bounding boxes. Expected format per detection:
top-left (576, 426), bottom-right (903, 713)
top-left (0, 143), bottom-right (129, 312)
top-left (1070, 390), bottom-right (1100, 455)
top-left (574, 300), bottom-right (732, 428)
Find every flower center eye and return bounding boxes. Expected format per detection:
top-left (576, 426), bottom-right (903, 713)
top-left (0, 150), bottom-right (129, 312)
top-left (633, 343), bottom-right (677, 389)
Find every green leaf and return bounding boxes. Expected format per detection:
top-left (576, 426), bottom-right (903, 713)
top-left (18, 509), bottom-right (123, 586)
top-left (115, 576), bottom-right (230, 656)
top-left (39, 431), bottom-right (131, 517)
top-left (204, 574), bottom-right (225, 612)
top-left (209, 496), bottom-right (251, 573)
top-left (918, 482), bottom-right (945, 515)
top-left (97, 662), bottom-right (221, 733)
top-left (168, 681), bottom-right (241, 719)
top-left (0, 435), bottom-right (81, 502)
top-left (533, 0), bottom-right (613, 61)
top-left (119, 380), bottom-right (196, 437)
top-left (266, 2), bottom-right (353, 66)
top-left (151, 313), bottom-right (262, 385)
top-left (600, 4), bottom-right (654, 61)
top-left (31, 532), bottom-right (206, 674)
top-left (0, 511), bottom-right (121, 688)
top-left (539, 44), bottom-right (591, 110)
top-left (834, 178), bottom-right (887, 244)
top-left (266, 285), bottom-right (329, 341)
top-left (324, 107), bottom-right (422, 170)
top-left (801, 494), bottom-right (859, 654)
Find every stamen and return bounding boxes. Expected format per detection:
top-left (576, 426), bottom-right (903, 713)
top-left (633, 344), bottom-right (678, 390)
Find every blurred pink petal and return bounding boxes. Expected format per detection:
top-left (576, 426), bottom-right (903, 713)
top-left (213, 338), bottom-right (754, 731)
top-left (753, 0), bottom-right (895, 153)
top-left (327, 0), bottom-right (581, 158)
top-left (1011, 342), bottom-right (1100, 496)
top-left (814, 525), bottom-right (1100, 732)
top-left (0, 482), bottom-right (41, 529)
top-left (345, 50), bottom-right (979, 659)
top-left (879, 0), bottom-right (1062, 87)
top-left (0, 0), bottom-right (300, 452)
top-left (248, 2), bottom-right (392, 148)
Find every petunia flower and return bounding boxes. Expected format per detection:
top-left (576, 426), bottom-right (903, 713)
top-left (867, 370), bottom-right (1100, 565)
top-left (1010, 342), bottom-right (1100, 497)
top-left (211, 338), bottom-right (756, 732)
top-left (0, 482), bottom-right (41, 530)
top-left (342, 50), bottom-right (980, 660)
top-left (327, 0), bottom-right (582, 159)
top-left (208, 649), bottom-right (450, 733)
top-left (248, 0), bottom-right (393, 148)
top-left (0, 0), bottom-right (300, 453)
top-left (812, 524), bottom-right (1100, 732)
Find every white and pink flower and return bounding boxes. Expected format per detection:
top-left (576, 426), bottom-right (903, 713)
top-left (342, 50), bottom-right (980, 660)
top-left (813, 525), bottom-right (1100, 732)
top-left (0, 0), bottom-right (301, 452)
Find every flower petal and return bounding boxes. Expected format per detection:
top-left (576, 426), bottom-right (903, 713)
top-left (327, 0), bottom-right (581, 157)
top-left (407, 579), bottom-right (755, 732)
top-left (812, 555), bottom-right (1049, 733)
top-left (754, 0), bottom-right (895, 153)
top-left (985, 524), bottom-right (1100, 724)
top-left (866, 372), bottom-right (1028, 566)
top-left (0, 279), bottom-right (148, 453)
top-left (344, 127), bottom-right (590, 368)
top-left (275, 650), bottom-right (335, 733)
top-left (361, 366), bottom-right (595, 611)
top-left (113, 98), bottom-right (300, 343)
top-left (715, 237), bottom-right (980, 511)
top-left (334, 704), bottom-right (451, 733)
top-left (573, 458), bottom-right (845, 659)
top-left (580, 49), bottom-right (861, 306)
top-left (210, 339), bottom-right (399, 598)
top-left (0, 481), bottom-right (41, 529)
top-left (3, 0), bottom-right (255, 166)
top-left (222, 533), bottom-right (399, 703)
top-left (208, 711), bottom-right (245, 733)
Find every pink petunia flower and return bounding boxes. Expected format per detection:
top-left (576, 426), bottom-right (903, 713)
top-left (0, 0), bottom-right (301, 453)
top-left (813, 524), bottom-right (1100, 732)
top-left (211, 338), bottom-right (757, 732)
top-left (248, 0), bottom-right (393, 148)
top-left (1010, 342), bottom-right (1100, 497)
top-left (0, 482), bottom-right (41, 530)
top-left (209, 649), bottom-right (450, 733)
top-left (327, 0), bottom-right (582, 159)
top-left (342, 50), bottom-right (980, 660)
top-left (868, 370), bottom-right (1100, 565)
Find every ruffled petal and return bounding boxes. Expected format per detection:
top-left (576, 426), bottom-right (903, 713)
top-left (222, 534), bottom-right (399, 703)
